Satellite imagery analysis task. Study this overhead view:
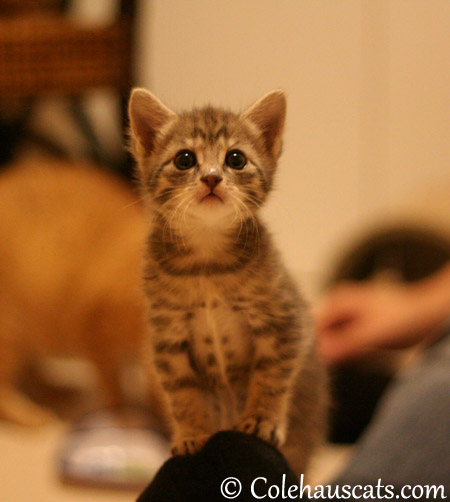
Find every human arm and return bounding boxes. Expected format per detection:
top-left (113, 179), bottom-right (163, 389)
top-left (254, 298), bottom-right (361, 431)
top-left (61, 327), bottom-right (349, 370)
top-left (315, 263), bottom-right (450, 365)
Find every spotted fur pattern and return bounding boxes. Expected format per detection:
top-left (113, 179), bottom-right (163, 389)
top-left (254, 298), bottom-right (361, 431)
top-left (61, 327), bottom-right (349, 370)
top-left (129, 89), bottom-right (327, 474)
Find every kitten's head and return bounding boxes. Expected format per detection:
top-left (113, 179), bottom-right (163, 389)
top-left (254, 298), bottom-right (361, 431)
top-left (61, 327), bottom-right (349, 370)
top-left (128, 89), bottom-right (286, 227)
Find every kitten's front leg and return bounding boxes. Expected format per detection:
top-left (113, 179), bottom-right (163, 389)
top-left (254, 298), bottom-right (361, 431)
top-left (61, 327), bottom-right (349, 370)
top-left (235, 324), bottom-right (301, 447)
top-left (152, 330), bottom-right (212, 456)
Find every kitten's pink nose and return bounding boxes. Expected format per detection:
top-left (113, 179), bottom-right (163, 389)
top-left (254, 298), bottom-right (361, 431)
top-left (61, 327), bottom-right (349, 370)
top-left (201, 172), bottom-right (222, 190)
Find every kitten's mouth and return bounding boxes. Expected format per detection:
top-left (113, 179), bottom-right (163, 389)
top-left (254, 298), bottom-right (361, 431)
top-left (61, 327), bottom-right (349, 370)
top-left (200, 191), bottom-right (224, 204)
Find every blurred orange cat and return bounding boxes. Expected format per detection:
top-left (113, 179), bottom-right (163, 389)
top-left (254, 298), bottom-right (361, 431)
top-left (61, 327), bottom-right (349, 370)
top-left (0, 157), bottom-right (153, 425)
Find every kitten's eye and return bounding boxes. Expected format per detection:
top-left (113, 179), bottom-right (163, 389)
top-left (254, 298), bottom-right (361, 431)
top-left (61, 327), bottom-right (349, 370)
top-left (225, 150), bottom-right (247, 170)
top-left (174, 150), bottom-right (197, 170)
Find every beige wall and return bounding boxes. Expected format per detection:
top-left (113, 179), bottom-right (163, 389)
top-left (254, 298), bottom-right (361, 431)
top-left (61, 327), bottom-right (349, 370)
top-left (135, 0), bottom-right (449, 297)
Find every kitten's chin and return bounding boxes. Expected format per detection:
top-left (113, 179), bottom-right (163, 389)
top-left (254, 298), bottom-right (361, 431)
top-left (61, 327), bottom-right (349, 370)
top-left (196, 189), bottom-right (228, 210)
top-left (199, 193), bottom-right (223, 204)
top-left (190, 195), bottom-right (236, 223)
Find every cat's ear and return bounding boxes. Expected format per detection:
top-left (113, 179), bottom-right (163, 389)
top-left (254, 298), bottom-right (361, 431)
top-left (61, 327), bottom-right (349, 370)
top-left (128, 88), bottom-right (176, 158)
top-left (241, 90), bottom-right (286, 158)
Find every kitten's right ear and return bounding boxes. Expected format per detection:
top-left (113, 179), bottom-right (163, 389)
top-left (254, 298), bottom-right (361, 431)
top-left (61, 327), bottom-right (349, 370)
top-left (241, 90), bottom-right (286, 159)
top-left (128, 88), bottom-right (176, 157)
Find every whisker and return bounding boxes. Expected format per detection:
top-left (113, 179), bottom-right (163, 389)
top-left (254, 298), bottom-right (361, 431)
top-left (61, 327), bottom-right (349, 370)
top-left (158, 185), bottom-right (196, 249)
top-left (229, 192), bottom-right (260, 251)
top-left (166, 198), bottom-right (187, 251)
top-left (165, 184), bottom-right (197, 251)
top-left (229, 192), bottom-right (251, 246)
top-left (119, 196), bottom-right (146, 211)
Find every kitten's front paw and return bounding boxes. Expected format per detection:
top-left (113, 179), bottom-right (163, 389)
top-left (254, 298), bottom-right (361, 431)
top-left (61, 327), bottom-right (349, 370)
top-left (170, 433), bottom-right (211, 456)
top-left (235, 416), bottom-right (286, 447)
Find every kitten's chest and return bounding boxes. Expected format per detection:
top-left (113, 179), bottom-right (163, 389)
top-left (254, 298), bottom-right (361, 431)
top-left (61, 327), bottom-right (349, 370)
top-left (188, 280), bottom-right (252, 382)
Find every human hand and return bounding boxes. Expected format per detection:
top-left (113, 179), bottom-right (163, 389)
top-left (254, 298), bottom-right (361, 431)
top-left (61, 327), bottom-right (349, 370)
top-left (315, 279), bottom-right (445, 365)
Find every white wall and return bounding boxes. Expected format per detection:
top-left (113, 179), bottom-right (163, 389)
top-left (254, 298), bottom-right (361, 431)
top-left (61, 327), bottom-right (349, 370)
top-left (134, 0), bottom-right (449, 297)
top-left (387, 1), bottom-right (450, 202)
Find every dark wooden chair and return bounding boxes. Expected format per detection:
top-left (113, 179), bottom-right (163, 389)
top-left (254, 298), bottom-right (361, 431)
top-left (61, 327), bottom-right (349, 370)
top-left (0, 0), bottom-right (136, 174)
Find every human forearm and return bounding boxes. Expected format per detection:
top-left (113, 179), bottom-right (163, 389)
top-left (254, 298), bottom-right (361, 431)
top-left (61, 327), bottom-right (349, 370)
top-left (316, 262), bottom-right (450, 364)
top-left (408, 262), bottom-right (450, 340)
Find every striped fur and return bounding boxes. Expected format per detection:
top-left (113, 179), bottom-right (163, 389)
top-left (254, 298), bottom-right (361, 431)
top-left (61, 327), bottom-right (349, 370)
top-left (129, 89), bottom-right (327, 474)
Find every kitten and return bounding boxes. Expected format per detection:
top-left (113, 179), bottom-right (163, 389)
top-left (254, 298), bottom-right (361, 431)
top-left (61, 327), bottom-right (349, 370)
top-left (128, 89), bottom-right (327, 474)
top-left (0, 158), bottom-right (158, 425)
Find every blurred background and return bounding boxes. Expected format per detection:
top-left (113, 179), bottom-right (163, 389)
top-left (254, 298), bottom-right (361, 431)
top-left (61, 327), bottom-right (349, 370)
top-left (0, 1), bottom-right (448, 500)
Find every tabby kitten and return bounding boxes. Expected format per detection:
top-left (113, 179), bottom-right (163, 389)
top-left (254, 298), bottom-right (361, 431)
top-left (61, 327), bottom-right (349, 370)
top-left (128, 89), bottom-right (327, 474)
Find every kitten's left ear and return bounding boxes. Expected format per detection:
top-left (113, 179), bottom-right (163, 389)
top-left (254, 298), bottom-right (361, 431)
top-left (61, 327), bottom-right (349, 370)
top-left (241, 90), bottom-right (286, 158)
top-left (128, 88), bottom-right (176, 158)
